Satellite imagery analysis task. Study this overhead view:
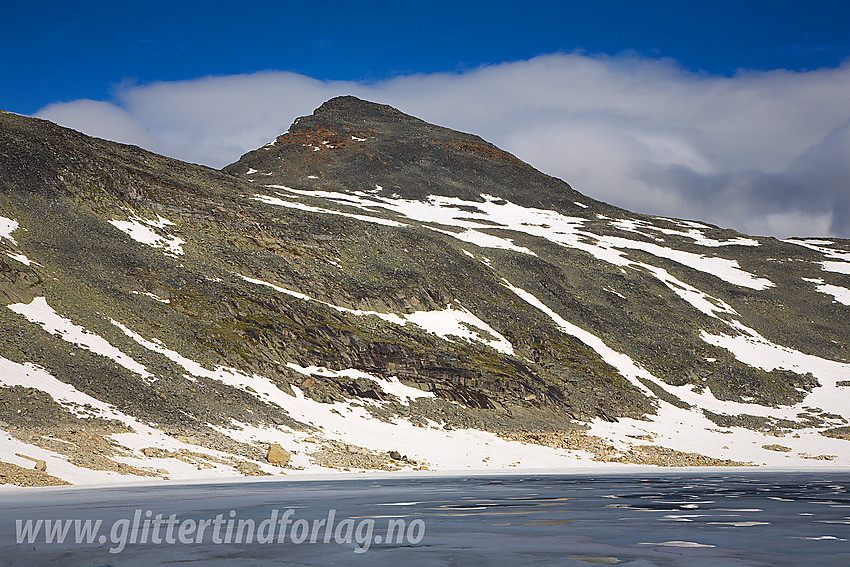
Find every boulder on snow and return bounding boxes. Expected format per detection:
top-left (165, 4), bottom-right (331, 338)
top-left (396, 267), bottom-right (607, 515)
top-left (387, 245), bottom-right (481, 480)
top-left (267, 443), bottom-right (291, 466)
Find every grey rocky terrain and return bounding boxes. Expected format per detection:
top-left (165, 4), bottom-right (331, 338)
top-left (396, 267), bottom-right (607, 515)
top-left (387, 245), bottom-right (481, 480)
top-left (1, 97), bottom-right (848, 486)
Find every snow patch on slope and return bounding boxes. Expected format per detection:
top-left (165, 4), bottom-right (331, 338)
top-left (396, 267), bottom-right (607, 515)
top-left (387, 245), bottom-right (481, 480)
top-left (286, 364), bottom-right (433, 404)
top-left (130, 290), bottom-right (170, 303)
top-left (499, 281), bottom-right (850, 465)
top-left (613, 218), bottom-right (759, 248)
top-left (815, 283), bottom-right (850, 305)
top-left (238, 274), bottom-right (514, 354)
top-left (635, 262), bottom-right (738, 319)
top-left (428, 226), bottom-right (535, 256)
top-left (784, 238), bottom-right (850, 274)
top-left (0, 217), bottom-right (39, 266)
top-left (7, 297), bottom-right (153, 380)
top-left (77, 324), bottom-right (589, 474)
top-left (114, 319), bottom-right (434, 405)
top-left (0, 216), bottom-right (19, 245)
top-left (252, 193), bottom-right (406, 227)
top-left (212, 385), bottom-right (592, 473)
top-left (821, 261), bottom-right (850, 275)
top-left (802, 278), bottom-right (850, 306)
top-left (402, 307), bottom-right (514, 354)
top-left (589, 401), bottom-right (850, 467)
top-left (700, 321), bottom-right (850, 418)
top-left (109, 211), bottom-right (184, 256)
top-left (500, 279), bottom-right (655, 397)
top-left (5, 252), bottom-right (38, 266)
top-left (0, 357), bottom-right (266, 484)
top-left (262, 187), bottom-right (772, 290)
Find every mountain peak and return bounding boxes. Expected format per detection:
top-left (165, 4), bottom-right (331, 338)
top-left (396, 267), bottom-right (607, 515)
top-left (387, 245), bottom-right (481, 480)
top-left (224, 96), bottom-right (593, 210)
top-left (288, 95), bottom-right (431, 139)
top-left (310, 95), bottom-right (410, 123)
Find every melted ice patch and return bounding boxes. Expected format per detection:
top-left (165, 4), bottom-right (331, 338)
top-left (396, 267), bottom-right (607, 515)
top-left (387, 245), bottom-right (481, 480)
top-left (707, 521), bottom-right (770, 527)
top-left (638, 541), bottom-right (715, 548)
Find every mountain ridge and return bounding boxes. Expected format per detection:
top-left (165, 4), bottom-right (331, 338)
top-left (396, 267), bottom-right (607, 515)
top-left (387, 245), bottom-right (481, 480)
top-left (0, 98), bottom-right (849, 486)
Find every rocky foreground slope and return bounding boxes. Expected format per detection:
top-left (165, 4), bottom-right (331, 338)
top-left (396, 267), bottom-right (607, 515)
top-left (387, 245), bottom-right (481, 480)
top-left (0, 97), bottom-right (848, 486)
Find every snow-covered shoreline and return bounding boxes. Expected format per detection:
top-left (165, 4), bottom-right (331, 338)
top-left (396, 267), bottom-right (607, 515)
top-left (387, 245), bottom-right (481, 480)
top-left (2, 463), bottom-right (848, 494)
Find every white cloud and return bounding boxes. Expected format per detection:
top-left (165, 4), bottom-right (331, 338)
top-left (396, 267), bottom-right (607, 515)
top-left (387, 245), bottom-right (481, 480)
top-left (34, 53), bottom-right (850, 238)
top-left (36, 98), bottom-right (159, 151)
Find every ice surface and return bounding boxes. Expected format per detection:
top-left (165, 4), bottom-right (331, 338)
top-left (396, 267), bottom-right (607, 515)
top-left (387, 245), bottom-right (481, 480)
top-left (1, 474), bottom-right (847, 565)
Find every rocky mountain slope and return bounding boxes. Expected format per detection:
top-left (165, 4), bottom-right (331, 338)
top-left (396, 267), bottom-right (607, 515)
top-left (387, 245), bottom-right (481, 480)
top-left (1, 97), bottom-right (848, 486)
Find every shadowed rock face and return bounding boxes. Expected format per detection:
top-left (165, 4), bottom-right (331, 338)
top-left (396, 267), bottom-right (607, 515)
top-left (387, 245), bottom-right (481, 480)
top-left (0, 98), bottom-right (849, 483)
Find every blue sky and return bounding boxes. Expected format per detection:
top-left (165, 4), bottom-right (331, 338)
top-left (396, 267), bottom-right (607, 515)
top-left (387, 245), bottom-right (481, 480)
top-left (4, 1), bottom-right (850, 237)
top-left (5, 0), bottom-right (849, 114)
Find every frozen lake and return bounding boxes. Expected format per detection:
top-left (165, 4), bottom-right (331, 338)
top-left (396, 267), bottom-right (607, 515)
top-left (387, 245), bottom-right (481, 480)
top-left (1, 472), bottom-right (848, 565)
